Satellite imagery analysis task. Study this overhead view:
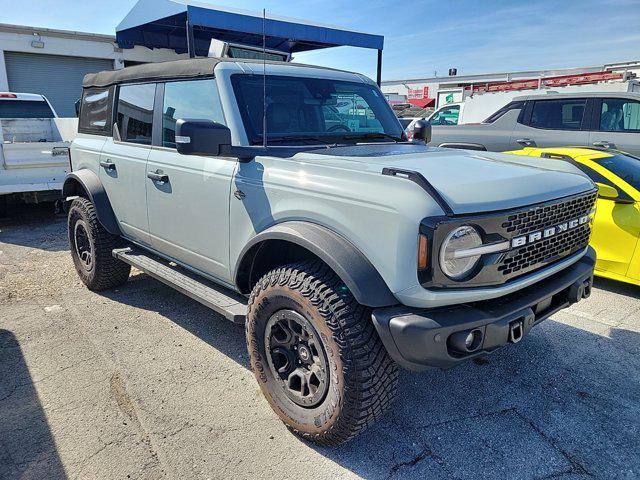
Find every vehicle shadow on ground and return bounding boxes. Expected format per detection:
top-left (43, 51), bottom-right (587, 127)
top-left (593, 276), bottom-right (639, 298)
top-left (0, 203), bottom-right (68, 252)
top-left (104, 274), bottom-right (640, 480)
top-left (0, 330), bottom-right (68, 479)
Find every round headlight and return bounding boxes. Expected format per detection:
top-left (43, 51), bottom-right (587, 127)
top-left (439, 226), bottom-right (482, 280)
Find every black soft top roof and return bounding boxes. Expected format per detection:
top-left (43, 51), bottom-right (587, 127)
top-left (82, 57), bottom-right (341, 88)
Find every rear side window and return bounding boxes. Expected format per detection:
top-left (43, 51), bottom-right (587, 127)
top-left (0, 100), bottom-right (54, 119)
top-left (78, 88), bottom-right (112, 135)
top-left (483, 101), bottom-right (524, 124)
top-left (529, 99), bottom-right (586, 130)
top-left (161, 79), bottom-right (225, 148)
top-left (115, 83), bottom-right (155, 145)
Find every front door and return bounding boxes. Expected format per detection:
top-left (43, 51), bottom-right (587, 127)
top-left (98, 82), bottom-right (156, 246)
top-left (146, 78), bottom-right (234, 282)
top-left (509, 97), bottom-right (589, 150)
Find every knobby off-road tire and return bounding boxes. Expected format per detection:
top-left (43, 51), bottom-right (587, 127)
top-left (246, 259), bottom-right (399, 446)
top-left (67, 197), bottom-right (130, 291)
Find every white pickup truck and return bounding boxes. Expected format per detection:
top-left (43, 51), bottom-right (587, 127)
top-left (0, 92), bottom-right (74, 214)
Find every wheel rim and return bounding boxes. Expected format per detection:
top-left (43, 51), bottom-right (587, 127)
top-left (73, 220), bottom-right (94, 272)
top-left (265, 310), bottom-right (330, 408)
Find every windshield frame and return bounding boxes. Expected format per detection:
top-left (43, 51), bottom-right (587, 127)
top-left (230, 73), bottom-right (404, 146)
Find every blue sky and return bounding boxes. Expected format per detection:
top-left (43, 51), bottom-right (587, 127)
top-left (1, 0), bottom-right (639, 80)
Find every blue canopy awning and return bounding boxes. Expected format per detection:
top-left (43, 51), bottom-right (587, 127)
top-left (116, 0), bottom-right (384, 57)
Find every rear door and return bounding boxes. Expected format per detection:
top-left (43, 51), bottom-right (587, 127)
top-left (509, 98), bottom-right (590, 150)
top-left (99, 83), bottom-right (156, 246)
top-left (145, 78), bottom-right (235, 282)
top-left (589, 97), bottom-right (640, 156)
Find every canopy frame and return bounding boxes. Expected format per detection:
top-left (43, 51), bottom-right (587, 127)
top-left (116, 0), bottom-right (385, 84)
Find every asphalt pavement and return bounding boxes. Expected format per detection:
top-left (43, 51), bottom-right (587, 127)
top-left (1, 205), bottom-right (639, 480)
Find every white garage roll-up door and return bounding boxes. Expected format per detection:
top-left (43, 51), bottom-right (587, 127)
top-left (5, 52), bottom-right (114, 117)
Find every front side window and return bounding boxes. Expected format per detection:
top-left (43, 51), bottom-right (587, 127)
top-left (78, 87), bottom-right (112, 134)
top-left (116, 83), bottom-right (155, 145)
top-left (430, 105), bottom-right (460, 125)
top-left (162, 79), bottom-right (226, 148)
top-left (599, 98), bottom-right (640, 132)
top-left (529, 99), bottom-right (586, 130)
top-left (231, 75), bottom-right (403, 145)
top-left (592, 153), bottom-right (640, 192)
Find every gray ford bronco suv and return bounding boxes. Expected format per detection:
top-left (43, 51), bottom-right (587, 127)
top-left (65, 57), bottom-right (597, 445)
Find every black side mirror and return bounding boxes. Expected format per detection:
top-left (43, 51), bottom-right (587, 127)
top-left (74, 99), bottom-right (81, 117)
top-left (412, 120), bottom-right (432, 144)
top-left (176, 119), bottom-right (232, 156)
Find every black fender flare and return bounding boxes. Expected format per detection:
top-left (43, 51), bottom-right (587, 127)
top-left (234, 221), bottom-right (398, 308)
top-left (62, 170), bottom-right (121, 235)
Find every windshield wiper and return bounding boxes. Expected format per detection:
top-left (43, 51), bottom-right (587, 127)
top-left (342, 132), bottom-right (402, 143)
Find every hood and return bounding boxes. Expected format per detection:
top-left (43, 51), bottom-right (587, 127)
top-left (304, 144), bottom-right (594, 215)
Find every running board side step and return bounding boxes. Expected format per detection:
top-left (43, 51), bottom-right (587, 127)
top-left (113, 247), bottom-right (247, 324)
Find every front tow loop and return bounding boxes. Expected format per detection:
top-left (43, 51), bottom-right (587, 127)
top-left (508, 319), bottom-right (524, 344)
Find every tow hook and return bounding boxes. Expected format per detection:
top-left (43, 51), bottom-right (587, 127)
top-left (508, 319), bottom-right (524, 344)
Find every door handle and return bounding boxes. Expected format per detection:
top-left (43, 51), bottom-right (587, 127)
top-left (516, 138), bottom-right (536, 147)
top-left (593, 141), bottom-right (614, 149)
top-left (147, 171), bottom-right (169, 184)
top-left (99, 160), bottom-right (116, 171)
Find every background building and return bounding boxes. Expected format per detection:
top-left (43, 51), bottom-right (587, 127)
top-left (0, 23), bottom-right (185, 116)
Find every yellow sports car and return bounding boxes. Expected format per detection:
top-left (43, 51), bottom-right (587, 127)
top-left (506, 147), bottom-right (640, 286)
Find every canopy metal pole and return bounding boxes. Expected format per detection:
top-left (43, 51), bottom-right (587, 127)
top-left (186, 18), bottom-right (196, 58)
top-left (376, 49), bottom-right (382, 86)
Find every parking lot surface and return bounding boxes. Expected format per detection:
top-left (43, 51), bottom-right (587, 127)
top-left (1, 206), bottom-right (639, 480)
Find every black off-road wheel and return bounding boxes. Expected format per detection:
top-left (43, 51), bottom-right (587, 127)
top-left (246, 260), bottom-right (399, 446)
top-left (67, 197), bottom-right (130, 291)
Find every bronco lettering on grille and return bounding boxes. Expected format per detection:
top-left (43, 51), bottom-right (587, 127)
top-left (511, 214), bottom-right (590, 248)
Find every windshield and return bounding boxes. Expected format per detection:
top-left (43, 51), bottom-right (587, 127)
top-left (592, 153), bottom-right (640, 192)
top-left (231, 74), bottom-right (403, 145)
top-left (0, 100), bottom-right (54, 119)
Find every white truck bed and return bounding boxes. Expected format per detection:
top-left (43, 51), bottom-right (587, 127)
top-left (0, 118), bottom-right (75, 196)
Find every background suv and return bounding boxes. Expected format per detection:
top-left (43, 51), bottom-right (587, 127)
top-left (428, 92), bottom-right (640, 155)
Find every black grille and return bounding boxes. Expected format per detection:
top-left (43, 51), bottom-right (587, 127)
top-left (501, 191), bottom-right (597, 236)
top-left (497, 192), bottom-right (597, 277)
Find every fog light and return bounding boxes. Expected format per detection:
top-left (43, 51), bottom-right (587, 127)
top-left (448, 328), bottom-right (483, 353)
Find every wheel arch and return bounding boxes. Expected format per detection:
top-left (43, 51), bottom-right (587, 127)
top-left (63, 170), bottom-right (121, 236)
top-left (234, 221), bottom-right (397, 308)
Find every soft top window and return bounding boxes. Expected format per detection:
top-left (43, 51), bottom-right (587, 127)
top-left (78, 87), bottom-right (113, 135)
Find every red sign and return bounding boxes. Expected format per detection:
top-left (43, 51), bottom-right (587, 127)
top-left (408, 86), bottom-right (429, 100)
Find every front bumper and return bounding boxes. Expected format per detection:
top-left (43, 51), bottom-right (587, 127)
top-left (372, 247), bottom-right (596, 371)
